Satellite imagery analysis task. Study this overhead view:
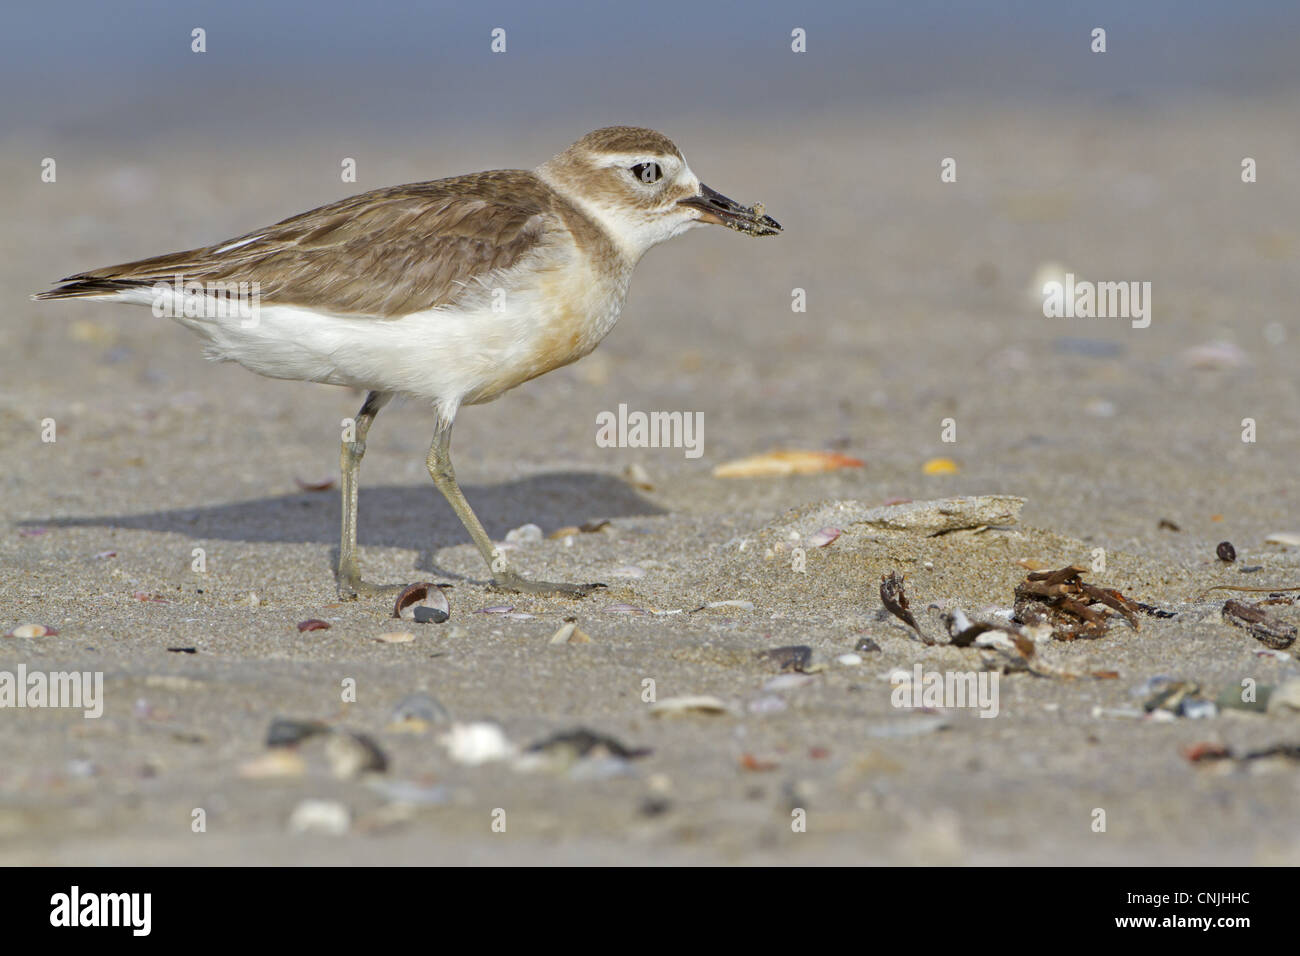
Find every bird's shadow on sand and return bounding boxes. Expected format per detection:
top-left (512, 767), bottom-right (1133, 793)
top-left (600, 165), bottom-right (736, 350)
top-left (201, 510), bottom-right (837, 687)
top-left (30, 472), bottom-right (664, 583)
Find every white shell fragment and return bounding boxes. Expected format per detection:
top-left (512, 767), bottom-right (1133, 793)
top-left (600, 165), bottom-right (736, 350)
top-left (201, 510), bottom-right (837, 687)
top-left (650, 695), bottom-right (734, 717)
top-left (439, 722), bottom-right (516, 765)
top-left (288, 799), bottom-right (351, 835)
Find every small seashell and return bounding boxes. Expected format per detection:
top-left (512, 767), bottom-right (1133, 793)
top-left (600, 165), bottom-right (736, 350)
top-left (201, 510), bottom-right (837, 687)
top-left (712, 449), bottom-right (864, 478)
top-left (1181, 340), bottom-right (1247, 369)
top-left (805, 527), bottom-right (842, 548)
top-left (504, 612), bottom-right (535, 621)
top-left (1266, 678), bottom-right (1300, 714)
top-left (921, 457), bottom-right (960, 475)
top-left (393, 582), bottom-right (450, 623)
top-left (93, 550), bottom-right (117, 560)
top-left (6, 623), bottom-right (59, 638)
top-left (649, 695), bottom-right (733, 717)
top-left (387, 692), bottom-right (448, 732)
top-left (288, 799), bottom-right (350, 835)
top-left (376, 630), bottom-right (415, 643)
top-left (505, 523), bottom-right (543, 544)
top-left (623, 463), bottom-right (655, 490)
top-left (607, 565), bottom-right (646, 578)
top-left (297, 619), bottom-right (330, 632)
top-left (439, 722), bottom-right (516, 765)
top-left (1265, 531), bottom-right (1300, 547)
top-left (294, 476), bottom-right (335, 492)
top-left (604, 603), bottom-right (647, 615)
top-left (239, 749), bottom-right (307, 779)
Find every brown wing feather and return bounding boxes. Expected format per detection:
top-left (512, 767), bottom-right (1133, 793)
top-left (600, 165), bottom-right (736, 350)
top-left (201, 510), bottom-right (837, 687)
top-left (37, 170), bottom-right (570, 318)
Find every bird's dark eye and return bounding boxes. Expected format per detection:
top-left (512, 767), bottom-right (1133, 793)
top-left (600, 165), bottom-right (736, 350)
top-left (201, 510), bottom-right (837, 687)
top-left (630, 162), bottom-right (663, 184)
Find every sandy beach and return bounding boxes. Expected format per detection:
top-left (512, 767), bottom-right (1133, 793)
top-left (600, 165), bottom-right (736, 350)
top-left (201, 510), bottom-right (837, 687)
top-left (4, 77), bottom-right (1300, 865)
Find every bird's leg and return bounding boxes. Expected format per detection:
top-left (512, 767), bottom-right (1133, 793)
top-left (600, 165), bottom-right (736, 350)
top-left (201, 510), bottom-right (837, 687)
top-left (425, 419), bottom-right (603, 597)
top-left (336, 390), bottom-right (394, 599)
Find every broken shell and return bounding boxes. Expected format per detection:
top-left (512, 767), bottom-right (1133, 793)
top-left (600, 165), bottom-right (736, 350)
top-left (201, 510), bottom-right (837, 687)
top-left (712, 449), bottom-right (864, 478)
top-left (805, 527), bottom-right (842, 548)
top-left (297, 619), bottom-right (330, 632)
top-left (649, 695), bottom-right (734, 717)
top-left (921, 457), bottom-right (960, 475)
top-left (239, 749), bottom-right (307, 779)
top-left (1265, 532), bottom-right (1300, 547)
top-left (622, 463), bottom-right (654, 490)
top-left (393, 582), bottom-right (450, 623)
top-left (376, 630), bottom-right (415, 643)
top-left (294, 476), bottom-right (335, 492)
top-left (548, 619), bottom-right (592, 644)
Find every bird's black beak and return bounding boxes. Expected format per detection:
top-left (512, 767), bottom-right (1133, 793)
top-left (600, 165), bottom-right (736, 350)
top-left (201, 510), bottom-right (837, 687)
top-left (678, 183), bottom-right (783, 237)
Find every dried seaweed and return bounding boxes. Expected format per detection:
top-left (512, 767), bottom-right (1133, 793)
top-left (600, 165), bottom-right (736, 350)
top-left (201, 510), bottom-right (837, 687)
top-left (880, 571), bottom-right (931, 644)
top-left (1013, 564), bottom-right (1142, 640)
top-left (1222, 600), bottom-right (1297, 650)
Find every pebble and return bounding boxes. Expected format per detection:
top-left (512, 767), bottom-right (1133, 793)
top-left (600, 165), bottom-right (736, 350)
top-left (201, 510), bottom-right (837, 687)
top-left (505, 523), bottom-right (543, 544)
top-left (266, 718), bottom-right (330, 747)
top-left (836, 653), bottom-right (863, 666)
top-left (1216, 541), bottom-right (1236, 562)
top-left (288, 799), bottom-right (351, 835)
top-left (854, 637), bottom-right (881, 653)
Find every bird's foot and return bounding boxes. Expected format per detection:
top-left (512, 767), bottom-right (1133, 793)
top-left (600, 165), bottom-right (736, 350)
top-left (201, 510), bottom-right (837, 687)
top-left (490, 571), bottom-right (606, 597)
